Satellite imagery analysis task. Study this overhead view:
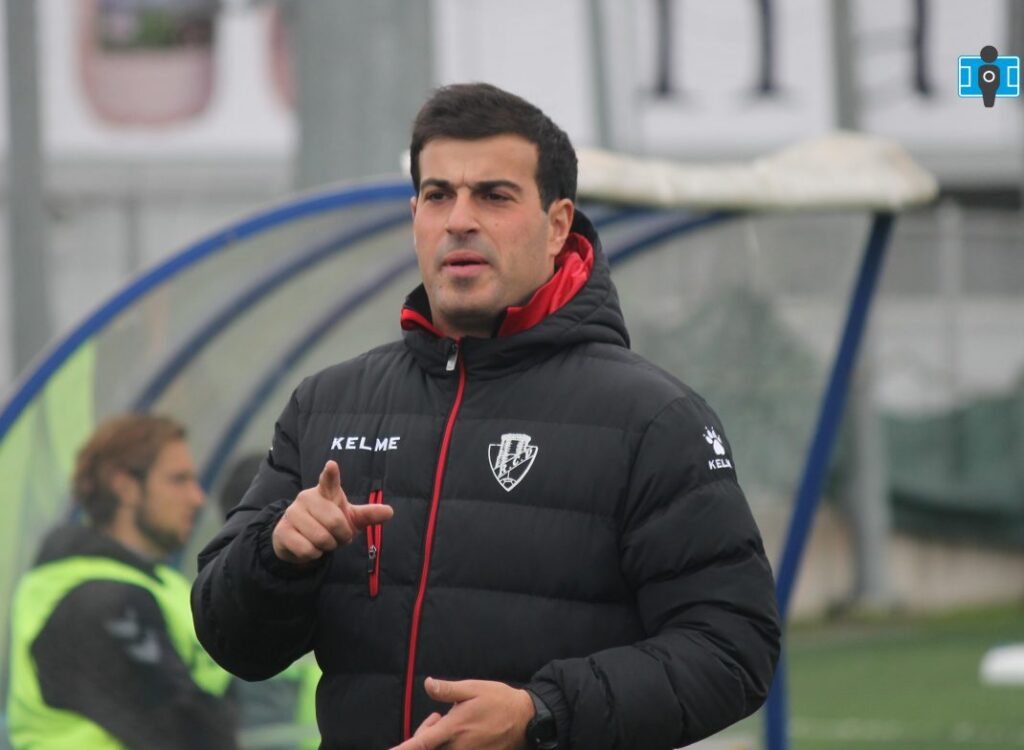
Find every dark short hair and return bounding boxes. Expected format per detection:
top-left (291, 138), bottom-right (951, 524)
top-left (72, 414), bottom-right (186, 526)
top-left (410, 83), bottom-right (577, 209)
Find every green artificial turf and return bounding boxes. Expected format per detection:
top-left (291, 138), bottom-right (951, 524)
top-left (785, 605), bottom-right (1024, 750)
top-left (710, 605), bottom-right (1024, 750)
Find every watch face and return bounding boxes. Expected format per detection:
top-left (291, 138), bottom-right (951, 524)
top-left (527, 717), bottom-right (558, 749)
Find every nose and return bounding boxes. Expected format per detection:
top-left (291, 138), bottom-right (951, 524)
top-left (444, 190), bottom-right (479, 236)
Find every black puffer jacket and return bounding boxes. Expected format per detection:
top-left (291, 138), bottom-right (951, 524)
top-left (192, 211), bottom-right (779, 750)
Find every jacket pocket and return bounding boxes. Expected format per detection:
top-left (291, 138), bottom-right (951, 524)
top-left (365, 483), bottom-right (384, 598)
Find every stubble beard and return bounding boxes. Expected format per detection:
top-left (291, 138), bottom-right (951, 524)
top-left (135, 500), bottom-right (186, 558)
top-left (441, 301), bottom-right (501, 338)
top-left (431, 273), bottom-right (504, 338)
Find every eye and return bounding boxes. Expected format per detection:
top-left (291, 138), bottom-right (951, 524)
top-left (423, 190), bottom-right (447, 202)
top-left (486, 192), bottom-right (511, 202)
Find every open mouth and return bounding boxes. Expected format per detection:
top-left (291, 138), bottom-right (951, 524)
top-left (442, 252), bottom-right (490, 273)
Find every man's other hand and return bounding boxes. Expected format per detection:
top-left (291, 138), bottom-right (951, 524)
top-left (389, 678), bottom-right (534, 750)
top-left (271, 460), bottom-right (393, 564)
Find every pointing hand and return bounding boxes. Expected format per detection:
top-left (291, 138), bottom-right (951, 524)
top-left (272, 460), bottom-right (393, 564)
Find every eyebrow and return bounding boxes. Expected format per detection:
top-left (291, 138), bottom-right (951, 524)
top-left (420, 178), bottom-right (523, 195)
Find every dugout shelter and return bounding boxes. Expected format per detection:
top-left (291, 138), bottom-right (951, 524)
top-left (0, 133), bottom-right (937, 749)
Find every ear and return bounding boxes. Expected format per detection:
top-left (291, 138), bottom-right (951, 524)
top-left (546, 198), bottom-right (575, 257)
top-left (409, 195), bottom-right (418, 220)
top-left (109, 470), bottom-right (142, 509)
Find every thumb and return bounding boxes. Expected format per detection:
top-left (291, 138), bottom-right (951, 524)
top-left (424, 677), bottom-right (479, 704)
top-left (318, 460), bottom-right (342, 502)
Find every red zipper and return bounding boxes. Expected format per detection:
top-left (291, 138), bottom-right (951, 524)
top-left (365, 488), bottom-right (384, 598)
top-left (402, 342), bottom-right (466, 739)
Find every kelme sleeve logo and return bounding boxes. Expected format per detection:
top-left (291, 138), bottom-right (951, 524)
top-left (703, 426), bottom-right (734, 470)
top-left (488, 433), bottom-right (538, 492)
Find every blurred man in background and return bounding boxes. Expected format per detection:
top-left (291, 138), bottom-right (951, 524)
top-left (7, 413), bottom-right (236, 750)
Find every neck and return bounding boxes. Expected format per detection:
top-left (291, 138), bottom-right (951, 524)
top-left (433, 315), bottom-right (497, 340)
top-left (105, 515), bottom-right (164, 562)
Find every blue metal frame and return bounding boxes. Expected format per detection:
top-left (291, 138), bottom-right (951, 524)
top-left (0, 182), bottom-right (413, 442)
top-left (0, 171), bottom-right (899, 750)
top-left (132, 209), bottom-right (411, 410)
top-left (200, 252), bottom-right (419, 489)
top-left (764, 213), bottom-right (895, 750)
top-left (607, 212), bottom-right (735, 265)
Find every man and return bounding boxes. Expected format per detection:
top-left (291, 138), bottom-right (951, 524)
top-left (193, 83), bottom-right (780, 750)
top-left (7, 414), bottom-right (236, 750)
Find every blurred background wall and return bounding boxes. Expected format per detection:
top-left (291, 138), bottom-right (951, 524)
top-left (0, 0), bottom-right (1022, 619)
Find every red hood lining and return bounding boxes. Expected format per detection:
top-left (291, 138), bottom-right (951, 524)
top-left (400, 232), bottom-right (595, 339)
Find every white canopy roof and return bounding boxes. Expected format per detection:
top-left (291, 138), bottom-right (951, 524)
top-left (577, 132), bottom-right (939, 212)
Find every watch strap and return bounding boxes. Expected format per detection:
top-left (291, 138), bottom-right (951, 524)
top-left (524, 689), bottom-right (558, 750)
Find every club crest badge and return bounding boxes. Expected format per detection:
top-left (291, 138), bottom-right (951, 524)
top-left (488, 433), bottom-right (538, 492)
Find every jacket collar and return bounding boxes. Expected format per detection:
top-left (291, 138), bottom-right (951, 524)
top-left (35, 523), bottom-right (162, 579)
top-left (400, 209), bottom-right (629, 379)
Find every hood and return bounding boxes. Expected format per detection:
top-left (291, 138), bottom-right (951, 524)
top-left (400, 209), bottom-right (630, 378)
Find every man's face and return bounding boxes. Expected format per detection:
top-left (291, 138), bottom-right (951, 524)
top-left (411, 135), bottom-right (573, 338)
top-left (134, 440), bottom-right (205, 556)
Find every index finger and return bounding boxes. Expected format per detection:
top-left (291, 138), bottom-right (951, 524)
top-left (317, 460), bottom-right (343, 502)
top-left (388, 717), bottom-right (453, 750)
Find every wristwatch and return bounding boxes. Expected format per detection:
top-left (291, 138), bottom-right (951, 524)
top-left (524, 689), bottom-right (558, 750)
